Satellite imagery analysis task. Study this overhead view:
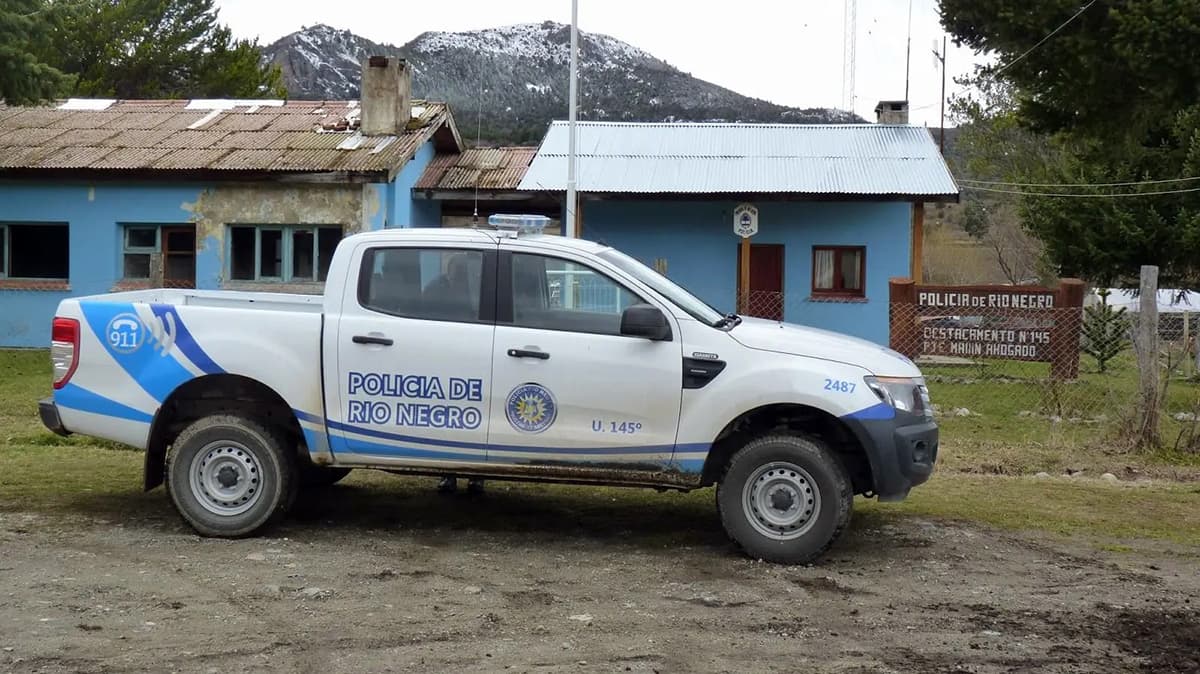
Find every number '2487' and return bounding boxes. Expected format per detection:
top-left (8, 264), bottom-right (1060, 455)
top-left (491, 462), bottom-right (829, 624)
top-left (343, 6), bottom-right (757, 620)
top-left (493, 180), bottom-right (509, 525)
top-left (823, 379), bottom-right (856, 394)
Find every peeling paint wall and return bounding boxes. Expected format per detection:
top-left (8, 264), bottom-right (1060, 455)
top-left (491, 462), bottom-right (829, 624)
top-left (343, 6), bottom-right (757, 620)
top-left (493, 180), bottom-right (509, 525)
top-left (389, 142), bottom-right (441, 227)
top-left (0, 182), bottom-right (204, 347)
top-left (187, 183), bottom-right (370, 290)
top-left (0, 137), bottom-right (443, 347)
top-left (0, 180), bottom-right (374, 346)
top-left (363, 183), bottom-right (387, 231)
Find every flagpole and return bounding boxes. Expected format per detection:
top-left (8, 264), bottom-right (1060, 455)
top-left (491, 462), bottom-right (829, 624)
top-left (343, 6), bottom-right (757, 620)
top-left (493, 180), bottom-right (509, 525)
top-left (565, 0), bottom-right (579, 238)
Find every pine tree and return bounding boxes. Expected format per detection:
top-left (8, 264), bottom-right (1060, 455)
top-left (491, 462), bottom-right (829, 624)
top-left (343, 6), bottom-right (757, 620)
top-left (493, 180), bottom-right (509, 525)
top-left (1082, 289), bottom-right (1130, 373)
top-left (38, 0), bottom-right (284, 99)
top-left (0, 0), bottom-right (72, 104)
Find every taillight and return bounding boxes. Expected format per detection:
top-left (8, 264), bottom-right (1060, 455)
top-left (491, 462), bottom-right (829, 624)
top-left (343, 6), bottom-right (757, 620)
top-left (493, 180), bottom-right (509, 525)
top-left (51, 317), bottom-right (80, 390)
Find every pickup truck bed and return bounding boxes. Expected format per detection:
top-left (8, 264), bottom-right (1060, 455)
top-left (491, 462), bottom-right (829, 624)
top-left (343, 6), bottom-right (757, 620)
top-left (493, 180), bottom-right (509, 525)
top-left (72, 288), bottom-right (325, 313)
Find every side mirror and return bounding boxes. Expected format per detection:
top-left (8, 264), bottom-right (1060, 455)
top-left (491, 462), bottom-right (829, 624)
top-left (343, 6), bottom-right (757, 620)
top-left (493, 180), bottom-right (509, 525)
top-left (620, 304), bottom-right (672, 341)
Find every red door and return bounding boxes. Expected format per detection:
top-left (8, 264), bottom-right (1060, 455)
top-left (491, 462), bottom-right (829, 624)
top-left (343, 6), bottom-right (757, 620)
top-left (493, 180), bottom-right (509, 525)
top-left (737, 244), bottom-right (784, 321)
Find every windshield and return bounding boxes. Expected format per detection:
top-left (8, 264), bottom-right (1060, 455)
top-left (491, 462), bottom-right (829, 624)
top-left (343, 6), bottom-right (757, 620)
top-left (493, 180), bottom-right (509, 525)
top-left (598, 249), bottom-right (726, 326)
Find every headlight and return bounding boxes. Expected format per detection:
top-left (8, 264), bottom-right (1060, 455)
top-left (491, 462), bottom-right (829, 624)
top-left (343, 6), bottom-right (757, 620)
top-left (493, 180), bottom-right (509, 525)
top-left (864, 376), bottom-right (932, 418)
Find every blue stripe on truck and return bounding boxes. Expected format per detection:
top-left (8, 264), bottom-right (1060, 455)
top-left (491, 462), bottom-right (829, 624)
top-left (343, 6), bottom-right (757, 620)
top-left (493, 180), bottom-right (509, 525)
top-left (149, 304), bottom-right (225, 375)
top-left (298, 409), bottom-right (711, 459)
top-left (56, 383), bottom-right (153, 423)
top-left (81, 301), bottom-right (195, 403)
top-left (843, 402), bottom-right (895, 421)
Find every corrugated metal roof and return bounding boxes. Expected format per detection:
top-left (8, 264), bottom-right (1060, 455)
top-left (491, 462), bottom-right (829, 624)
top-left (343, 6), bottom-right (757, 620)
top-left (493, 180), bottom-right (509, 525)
top-left (518, 121), bottom-right (959, 198)
top-left (0, 98), bottom-right (459, 176)
top-left (414, 146), bottom-right (536, 191)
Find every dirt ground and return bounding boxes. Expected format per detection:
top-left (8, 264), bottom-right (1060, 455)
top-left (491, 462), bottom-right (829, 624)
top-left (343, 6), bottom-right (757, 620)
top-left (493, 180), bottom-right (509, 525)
top-left (0, 477), bottom-right (1197, 674)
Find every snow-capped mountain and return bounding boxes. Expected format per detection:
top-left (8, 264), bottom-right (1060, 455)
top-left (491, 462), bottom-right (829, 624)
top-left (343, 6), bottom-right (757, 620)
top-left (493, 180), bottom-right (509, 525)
top-left (263, 22), bottom-right (863, 144)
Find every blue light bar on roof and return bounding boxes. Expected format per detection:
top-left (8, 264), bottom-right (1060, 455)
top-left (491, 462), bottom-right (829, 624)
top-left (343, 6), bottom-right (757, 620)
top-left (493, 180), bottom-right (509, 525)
top-left (488, 214), bottom-right (550, 234)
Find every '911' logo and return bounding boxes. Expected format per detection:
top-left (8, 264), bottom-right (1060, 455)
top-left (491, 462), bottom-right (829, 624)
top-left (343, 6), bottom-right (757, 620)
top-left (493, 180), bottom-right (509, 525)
top-left (106, 313), bottom-right (145, 354)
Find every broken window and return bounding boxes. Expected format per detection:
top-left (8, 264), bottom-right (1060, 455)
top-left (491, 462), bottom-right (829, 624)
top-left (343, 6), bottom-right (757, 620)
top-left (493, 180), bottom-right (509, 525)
top-left (122, 225), bottom-right (196, 287)
top-left (228, 225), bottom-right (343, 282)
top-left (0, 224), bottom-right (69, 279)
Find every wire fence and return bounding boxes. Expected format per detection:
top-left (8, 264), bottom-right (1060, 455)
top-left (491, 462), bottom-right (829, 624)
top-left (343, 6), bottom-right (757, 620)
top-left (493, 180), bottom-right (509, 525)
top-left (737, 286), bottom-right (1200, 452)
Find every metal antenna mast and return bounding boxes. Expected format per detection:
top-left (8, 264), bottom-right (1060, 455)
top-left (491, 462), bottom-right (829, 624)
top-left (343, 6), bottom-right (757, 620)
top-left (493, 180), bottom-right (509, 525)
top-left (932, 35), bottom-right (947, 154)
top-left (842, 0), bottom-right (857, 112)
top-left (904, 0), bottom-right (913, 102)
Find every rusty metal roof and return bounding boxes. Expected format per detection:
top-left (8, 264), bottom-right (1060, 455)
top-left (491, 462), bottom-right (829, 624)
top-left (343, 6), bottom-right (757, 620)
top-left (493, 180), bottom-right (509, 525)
top-left (414, 146), bottom-right (536, 192)
top-left (519, 121), bottom-right (959, 200)
top-left (0, 99), bottom-right (461, 178)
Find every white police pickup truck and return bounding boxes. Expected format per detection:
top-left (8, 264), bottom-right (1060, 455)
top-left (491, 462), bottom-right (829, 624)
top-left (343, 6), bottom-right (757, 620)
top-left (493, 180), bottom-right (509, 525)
top-left (40, 216), bottom-right (936, 563)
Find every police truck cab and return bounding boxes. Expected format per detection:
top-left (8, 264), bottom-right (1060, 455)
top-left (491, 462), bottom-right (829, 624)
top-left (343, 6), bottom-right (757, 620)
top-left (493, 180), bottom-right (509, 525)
top-left (40, 215), bottom-right (937, 564)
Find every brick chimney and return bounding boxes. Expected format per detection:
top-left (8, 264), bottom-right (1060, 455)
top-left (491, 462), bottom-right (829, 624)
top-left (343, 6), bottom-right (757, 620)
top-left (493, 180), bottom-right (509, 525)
top-left (360, 56), bottom-right (412, 136)
top-left (874, 100), bottom-right (909, 124)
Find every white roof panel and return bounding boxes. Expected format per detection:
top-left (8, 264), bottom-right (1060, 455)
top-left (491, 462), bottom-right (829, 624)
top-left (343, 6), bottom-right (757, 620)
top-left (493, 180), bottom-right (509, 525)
top-left (518, 121), bottom-right (959, 198)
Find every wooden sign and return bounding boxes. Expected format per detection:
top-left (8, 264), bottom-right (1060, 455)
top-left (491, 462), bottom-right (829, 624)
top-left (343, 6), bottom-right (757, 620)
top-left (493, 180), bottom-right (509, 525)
top-left (889, 279), bottom-right (1086, 379)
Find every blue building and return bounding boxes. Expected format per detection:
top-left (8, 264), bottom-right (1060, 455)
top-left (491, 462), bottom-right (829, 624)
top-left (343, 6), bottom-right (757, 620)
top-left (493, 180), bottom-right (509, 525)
top-left (512, 121), bottom-right (959, 344)
top-left (0, 57), bottom-right (459, 347)
top-left (1, 54), bottom-right (956, 348)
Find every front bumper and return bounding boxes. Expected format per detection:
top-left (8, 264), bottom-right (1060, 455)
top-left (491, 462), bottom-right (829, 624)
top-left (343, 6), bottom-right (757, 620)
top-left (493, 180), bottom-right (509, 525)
top-left (844, 409), bottom-right (937, 501)
top-left (39, 398), bottom-right (70, 437)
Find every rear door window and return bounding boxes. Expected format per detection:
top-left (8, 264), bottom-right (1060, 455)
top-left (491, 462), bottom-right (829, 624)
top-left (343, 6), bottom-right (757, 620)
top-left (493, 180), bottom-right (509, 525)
top-left (359, 248), bottom-right (488, 323)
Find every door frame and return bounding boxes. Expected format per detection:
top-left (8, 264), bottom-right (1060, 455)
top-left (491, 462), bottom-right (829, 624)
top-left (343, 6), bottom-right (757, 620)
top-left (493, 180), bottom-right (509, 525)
top-left (161, 225), bottom-right (196, 288)
top-left (736, 242), bottom-right (785, 319)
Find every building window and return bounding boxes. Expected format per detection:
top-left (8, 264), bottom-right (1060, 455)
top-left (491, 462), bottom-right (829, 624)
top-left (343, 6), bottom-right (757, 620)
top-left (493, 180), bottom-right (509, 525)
top-left (229, 225), bottom-right (343, 282)
top-left (123, 225), bottom-right (196, 287)
top-left (0, 224), bottom-right (69, 279)
top-left (812, 246), bottom-right (865, 297)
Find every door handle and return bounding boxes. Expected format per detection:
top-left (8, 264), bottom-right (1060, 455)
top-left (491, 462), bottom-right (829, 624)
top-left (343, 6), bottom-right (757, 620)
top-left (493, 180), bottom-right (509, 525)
top-left (353, 335), bottom-right (394, 346)
top-left (507, 348), bottom-right (549, 360)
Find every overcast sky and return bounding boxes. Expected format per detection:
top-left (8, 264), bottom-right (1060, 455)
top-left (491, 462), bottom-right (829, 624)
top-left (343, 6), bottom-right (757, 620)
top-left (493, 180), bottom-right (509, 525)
top-left (214, 0), bottom-right (982, 126)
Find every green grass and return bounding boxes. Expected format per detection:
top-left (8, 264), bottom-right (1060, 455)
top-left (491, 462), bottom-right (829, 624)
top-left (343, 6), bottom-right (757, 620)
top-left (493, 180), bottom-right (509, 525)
top-left (3, 442), bottom-right (1197, 549)
top-left (0, 350), bottom-right (127, 451)
top-left (923, 350), bottom-right (1200, 478)
top-left (2, 349), bottom-right (1198, 548)
top-left (860, 474), bottom-right (1200, 546)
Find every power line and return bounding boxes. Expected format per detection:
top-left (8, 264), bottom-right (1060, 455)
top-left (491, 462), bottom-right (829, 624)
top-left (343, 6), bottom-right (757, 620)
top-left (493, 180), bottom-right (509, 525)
top-left (936, 0), bottom-right (1097, 121)
top-left (961, 184), bottom-right (1200, 198)
top-left (959, 176), bottom-right (1200, 188)
top-left (991, 0), bottom-right (1097, 77)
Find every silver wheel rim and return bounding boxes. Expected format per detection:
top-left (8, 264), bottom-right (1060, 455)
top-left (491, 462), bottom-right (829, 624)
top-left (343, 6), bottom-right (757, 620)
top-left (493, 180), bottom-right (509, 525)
top-left (742, 461), bottom-right (821, 540)
top-left (189, 440), bottom-right (264, 516)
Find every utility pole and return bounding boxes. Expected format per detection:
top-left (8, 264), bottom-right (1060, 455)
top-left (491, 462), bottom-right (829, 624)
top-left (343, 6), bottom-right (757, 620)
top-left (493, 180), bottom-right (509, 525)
top-left (932, 35), bottom-right (947, 154)
top-left (565, 0), bottom-right (579, 238)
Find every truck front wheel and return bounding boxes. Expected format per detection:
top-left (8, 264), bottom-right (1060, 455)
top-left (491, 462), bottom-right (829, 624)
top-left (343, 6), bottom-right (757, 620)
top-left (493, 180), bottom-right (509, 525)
top-left (716, 434), bottom-right (852, 564)
top-left (166, 415), bottom-right (296, 537)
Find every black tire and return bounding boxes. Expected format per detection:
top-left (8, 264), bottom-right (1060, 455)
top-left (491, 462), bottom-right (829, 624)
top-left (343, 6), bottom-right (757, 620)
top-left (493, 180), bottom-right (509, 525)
top-left (716, 434), bottom-right (852, 564)
top-left (166, 415), bottom-right (297, 538)
top-left (298, 463), bottom-right (352, 488)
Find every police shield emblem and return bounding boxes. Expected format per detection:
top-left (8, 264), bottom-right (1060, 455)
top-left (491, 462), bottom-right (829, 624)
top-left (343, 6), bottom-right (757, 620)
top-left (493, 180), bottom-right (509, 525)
top-left (505, 383), bottom-right (557, 434)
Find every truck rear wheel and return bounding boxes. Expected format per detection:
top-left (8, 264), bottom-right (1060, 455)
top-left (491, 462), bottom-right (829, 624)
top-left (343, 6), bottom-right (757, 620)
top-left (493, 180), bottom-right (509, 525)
top-left (166, 415), bottom-right (296, 538)
top-left (716, 434), bottom-right (852, 564)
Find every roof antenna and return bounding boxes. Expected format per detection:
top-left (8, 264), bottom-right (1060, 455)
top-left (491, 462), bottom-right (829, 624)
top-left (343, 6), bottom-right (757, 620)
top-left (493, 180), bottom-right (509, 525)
top-left (904, 0), bottom-right (913, 103)
top-left (472, 71), bottom-right (484, 227)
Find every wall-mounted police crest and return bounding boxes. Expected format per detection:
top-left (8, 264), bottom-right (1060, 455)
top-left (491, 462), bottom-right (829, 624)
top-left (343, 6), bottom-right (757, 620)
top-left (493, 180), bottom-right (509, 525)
top-left (505, 383), bottom-right (557, 434)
